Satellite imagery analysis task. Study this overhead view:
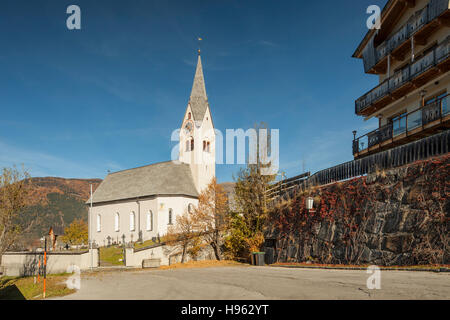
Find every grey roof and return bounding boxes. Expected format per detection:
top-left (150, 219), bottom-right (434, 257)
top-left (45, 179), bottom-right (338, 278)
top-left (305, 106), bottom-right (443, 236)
top-left (88, 161), bottom-right (198, 204)
top-left (189, 54), bottom-right (210, 121)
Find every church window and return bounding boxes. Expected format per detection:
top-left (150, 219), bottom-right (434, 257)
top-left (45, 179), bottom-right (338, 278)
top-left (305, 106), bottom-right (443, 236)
top-left (115, 212), bottom-right (120, 232)
top-left (130, 212), bottom-right (135, 231)
top-left (188, 112), bottom-right (191, 120)
top-left (168, 209), bottom-right (173, 225)
top-left (203, 141), bottom-right (206, 151)
top-left (191, 139), bottom-right (194, 151)
top-left (96, 214), bottom-right (101, 232)
top-left (146, 211), bottom-right (153, 231)
top-left (207, 141), bottom-right (210, 152)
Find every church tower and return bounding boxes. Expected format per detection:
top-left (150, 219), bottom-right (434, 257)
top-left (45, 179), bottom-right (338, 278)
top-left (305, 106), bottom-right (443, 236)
top-left (179, 53), bottom-right (215, 193)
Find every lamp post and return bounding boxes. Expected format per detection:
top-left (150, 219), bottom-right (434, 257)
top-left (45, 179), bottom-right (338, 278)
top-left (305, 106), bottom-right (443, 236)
top-left (306, 196), bottom-right (314, 212)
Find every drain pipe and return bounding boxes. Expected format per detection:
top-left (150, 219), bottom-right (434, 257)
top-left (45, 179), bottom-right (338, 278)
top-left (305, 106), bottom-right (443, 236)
top-left (137, 197), bottom-right (141, 242)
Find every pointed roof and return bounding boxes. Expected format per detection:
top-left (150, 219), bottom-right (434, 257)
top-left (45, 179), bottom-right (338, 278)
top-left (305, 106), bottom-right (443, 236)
top-left (189, 54), bottom-right (209, 121)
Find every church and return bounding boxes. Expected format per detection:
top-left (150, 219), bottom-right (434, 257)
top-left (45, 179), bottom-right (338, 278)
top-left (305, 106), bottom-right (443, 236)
top-left (88, 53), bottom-right (216, 247)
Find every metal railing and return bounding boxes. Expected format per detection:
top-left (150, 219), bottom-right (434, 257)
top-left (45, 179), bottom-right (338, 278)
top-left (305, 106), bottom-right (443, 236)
top-left (269, 129), bottom-right (450, 201)
top-left (266, 172), bottom-right (310, 200)
top-left (363, 0), bottom-right (449, 73)
top-left (353, 94), bottom-right (449, 154)
top-left (356, 36), bottom-right (450, 114)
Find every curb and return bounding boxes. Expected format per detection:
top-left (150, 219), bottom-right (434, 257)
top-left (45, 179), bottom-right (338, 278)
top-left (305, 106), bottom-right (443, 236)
top-left (269, 265), bottom-right (450, 273)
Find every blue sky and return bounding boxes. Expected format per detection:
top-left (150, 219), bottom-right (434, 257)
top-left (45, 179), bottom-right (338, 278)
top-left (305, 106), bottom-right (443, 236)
top-left (0, 0), bottom-right (385, 183)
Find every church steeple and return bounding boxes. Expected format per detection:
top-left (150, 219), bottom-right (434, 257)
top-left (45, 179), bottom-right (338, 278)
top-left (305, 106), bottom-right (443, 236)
top-left (188, 54), bottom-right (209, 122)
top-left (190, 55), bottom-right (207, 99)
top-left (179, 52), bottom-right (215, 194)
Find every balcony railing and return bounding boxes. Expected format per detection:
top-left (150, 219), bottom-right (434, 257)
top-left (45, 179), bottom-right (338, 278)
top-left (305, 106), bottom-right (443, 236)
top-left (363, 0), bottom-right (449, 73)
top-left (356, 36), bottom-right (450, 115)
top-left (353, 94), bottom-right (449, 154)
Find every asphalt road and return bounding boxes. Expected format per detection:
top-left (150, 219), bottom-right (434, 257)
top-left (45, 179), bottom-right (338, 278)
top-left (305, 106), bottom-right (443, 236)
top-left (59, 266), bottom-right (450, 300)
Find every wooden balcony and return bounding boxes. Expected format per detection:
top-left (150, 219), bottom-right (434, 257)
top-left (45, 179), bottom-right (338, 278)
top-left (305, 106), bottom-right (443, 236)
top-left (353, 94), bottom-right (450, 158)
top-left (364, 0), bottom-right (449, 75)
top-left (355, 36), bottom-right (450, 116)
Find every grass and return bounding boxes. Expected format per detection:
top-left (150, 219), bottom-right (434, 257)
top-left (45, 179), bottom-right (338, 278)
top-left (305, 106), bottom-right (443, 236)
top-left (133, 237), bottom-right (167, 250)
top-left (272, 262), bottom-right (450, 271)
top-left (0, 273), bottom-right (75, 300)
top-left (99, 246), bottom-right (124, 266)
top-left (133, 239), bottom-right (158, 249)
top-left (159, 259), bottom-right (245, 270)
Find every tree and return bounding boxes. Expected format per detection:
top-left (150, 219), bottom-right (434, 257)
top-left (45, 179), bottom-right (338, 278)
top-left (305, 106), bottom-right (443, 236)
top-left (0, 166), bottom-right (33, 264)
top-left (227, 123), bottom-right (276, 258)
top-left (192, 178), bottom-right (230, 260)
top-left (61, 219), bottom-right (88, 247)
top-left (166, 210), bottom-right (198, 263)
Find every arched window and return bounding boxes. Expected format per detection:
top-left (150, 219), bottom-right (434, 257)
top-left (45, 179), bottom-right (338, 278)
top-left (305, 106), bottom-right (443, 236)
top-left (188, 203), bottom-right (195, 214)
top-left (188, 112), bottom-right (191, 120)
top-left (207, 141), bottom-right (210, 152)
top-left (130, 212), bottom-right (135, 231)
top-left (96, 214), bottom-right (101, 232)
top-left (115, 212), bottom-right (120, 232)
top-left (190, 139), bottom-right (194, 151)
top-left (146, 211), bottom-right (153, 231)
top-left (168, 209), bottom-right (173, 225)
top-left (203, 140), bottom-right (206, 151)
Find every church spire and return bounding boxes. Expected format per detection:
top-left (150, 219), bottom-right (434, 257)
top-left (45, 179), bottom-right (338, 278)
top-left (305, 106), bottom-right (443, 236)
top-left (188, 54), bottom-right (209, 121)
top-left (190, 54), bottom-right (207, 99)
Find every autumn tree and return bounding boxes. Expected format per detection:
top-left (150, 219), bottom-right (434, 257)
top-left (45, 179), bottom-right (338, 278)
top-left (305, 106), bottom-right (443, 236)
top-left (226, 123), bottom-right (276, 258)
top-left (192, 178), bottom-right (230, 260)
top-left (61, 219), bottom-right (88, 247)
top-left (0, 166), bottom-right (34, 264)
top-left (165, 210), bottom-right (198, 263)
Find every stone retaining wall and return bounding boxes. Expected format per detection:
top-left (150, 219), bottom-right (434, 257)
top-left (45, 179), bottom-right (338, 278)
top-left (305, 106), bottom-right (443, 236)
top-left (266, 154), bottom-right (449, 266)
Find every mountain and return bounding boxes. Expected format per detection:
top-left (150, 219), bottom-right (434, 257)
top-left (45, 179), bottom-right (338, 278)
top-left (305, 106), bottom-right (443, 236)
top-left (15, 177), bottom-right (102, 249)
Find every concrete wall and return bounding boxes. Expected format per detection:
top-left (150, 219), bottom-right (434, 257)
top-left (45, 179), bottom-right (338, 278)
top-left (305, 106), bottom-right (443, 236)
top-left (1, 249), bottom-right (99, 277)
top-left (125, 243), bottom-right (214, 267)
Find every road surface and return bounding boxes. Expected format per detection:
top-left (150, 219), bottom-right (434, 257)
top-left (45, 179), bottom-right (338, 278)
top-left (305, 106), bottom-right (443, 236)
top-left (59, 266), bottom-right (450, 300)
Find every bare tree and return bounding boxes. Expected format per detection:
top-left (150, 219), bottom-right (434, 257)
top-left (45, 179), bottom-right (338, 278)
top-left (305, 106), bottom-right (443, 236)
top-left (0, 166), bottom-right (33, 264)
top-left (192, 178), bottom-right (230, 260)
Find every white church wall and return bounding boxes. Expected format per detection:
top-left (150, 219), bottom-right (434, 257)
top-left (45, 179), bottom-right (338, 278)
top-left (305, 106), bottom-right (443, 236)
top-left (197, 107), bottom-right (216, 192)
top-left (90, 195), bottom-right (198, 247)
top-left (90, 197), bottom-right (158, 247)
top-left (156, 196), bottom-right (198, 236)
